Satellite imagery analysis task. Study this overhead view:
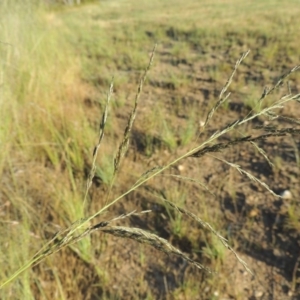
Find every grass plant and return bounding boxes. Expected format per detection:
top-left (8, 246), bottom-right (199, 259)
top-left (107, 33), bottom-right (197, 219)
top-left (2, 46), bottom-right (300, 290)
top-left (1, 0), bottom-right (300, 298)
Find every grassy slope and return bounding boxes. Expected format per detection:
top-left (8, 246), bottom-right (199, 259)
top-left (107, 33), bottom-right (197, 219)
top-left (1, 0), bottom-right (300, 299)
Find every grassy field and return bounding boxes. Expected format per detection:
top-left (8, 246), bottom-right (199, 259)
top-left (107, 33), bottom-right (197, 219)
top-left (1, 0), bottom-right (300, 299)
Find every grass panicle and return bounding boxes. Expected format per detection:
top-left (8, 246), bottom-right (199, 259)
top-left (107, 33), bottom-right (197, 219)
top-left (212, 156), bottom-right (280, 198)
top-left (104, 44), bottom-right (157, 206)
top-left (259, 65), bottom-right (300, 102)
top-left (163, 199), bottom-right (253, 275)
top-left (202, 50), bottom-right (250, 130)
top-left (113, 45), bottom-right (157, 176)
top-left (83, 80), bottom-right (114, 210)
top-left (250, 141), bottom-right (274, 168)
top-left (191, 127), bottom-right (300, 158)
top-left (94, 225), bottom-right (213, 273)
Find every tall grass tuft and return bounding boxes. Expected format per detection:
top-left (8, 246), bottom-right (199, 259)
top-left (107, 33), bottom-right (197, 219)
top-left (0, 0), bottom-right (94, 295)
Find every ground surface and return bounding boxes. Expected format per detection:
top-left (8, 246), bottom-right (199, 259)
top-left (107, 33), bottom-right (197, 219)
top-left (1, 0), bottom-right (300, 299)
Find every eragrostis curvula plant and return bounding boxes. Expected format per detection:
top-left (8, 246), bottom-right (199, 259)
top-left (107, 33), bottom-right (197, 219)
top-left (1, 46), bottom-right (300, 289)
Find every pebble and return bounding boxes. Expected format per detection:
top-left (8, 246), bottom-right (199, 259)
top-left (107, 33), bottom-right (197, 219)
top-left (254, 290), bottom-right (264, 298)
top-left (281, 190), bottom-right (292, 200)
top-left (177, 164), bottom-right (185, 172)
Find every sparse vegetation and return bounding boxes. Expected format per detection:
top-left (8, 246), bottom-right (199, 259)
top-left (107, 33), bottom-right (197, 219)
top-left (1, 0), bottom-right (300, 299)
